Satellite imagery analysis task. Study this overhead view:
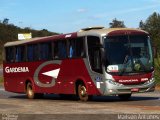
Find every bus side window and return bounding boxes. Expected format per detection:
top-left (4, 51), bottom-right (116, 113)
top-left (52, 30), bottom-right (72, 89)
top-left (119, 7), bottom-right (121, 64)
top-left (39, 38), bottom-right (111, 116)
top-left (69, 45), bottom-right (73, 58)
top-left (68, 37), bottom-right (85, 58)
top-left (58, 41), bottom-right (67, 59)
top-left (87, 36), bottom-right (102, 73)
top-left (54, 40), bottom-right (67, 59)
top-left (54, 41), bottom-right (59, 59)
top-left (27, 45), bottom-right (33, 61)
top-left (68, 39), bottom-right (76, 58)
top-left (76, 37), bottom-right (85, 57)
top-left (40, 42), bottom-right (52, 60)
top-left (5, 47), bottom-right (15, 63)
top-left (15, 46), bottom-right (26, 62)
top-left (27, 44), bottom-right (39, 61)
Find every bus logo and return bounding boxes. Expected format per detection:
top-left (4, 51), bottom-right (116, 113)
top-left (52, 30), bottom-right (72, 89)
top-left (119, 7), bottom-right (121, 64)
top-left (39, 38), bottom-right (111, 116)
top-left (5, 66), bottom-right (29, 73)
top-left (42, 68), bottom-right (60, 79)
top-left (34, 61), bottom-right (61, 88)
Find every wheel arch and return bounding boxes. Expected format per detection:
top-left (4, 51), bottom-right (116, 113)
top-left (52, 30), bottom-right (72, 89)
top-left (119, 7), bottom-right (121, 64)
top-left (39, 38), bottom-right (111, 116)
top-left (75, 78), bottom-right (88, 95)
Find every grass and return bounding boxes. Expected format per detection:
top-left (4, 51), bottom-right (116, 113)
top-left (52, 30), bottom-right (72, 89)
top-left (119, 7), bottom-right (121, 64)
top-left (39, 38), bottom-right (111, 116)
top-left (0, 62), bottom-right (3, 85)
top-left (0, 76), bottom-right (3, 86)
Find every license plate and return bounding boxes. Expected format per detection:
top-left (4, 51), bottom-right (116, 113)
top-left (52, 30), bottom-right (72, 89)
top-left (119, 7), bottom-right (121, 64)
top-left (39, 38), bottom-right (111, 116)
top-left (131, 88), bottom-right (139, 92)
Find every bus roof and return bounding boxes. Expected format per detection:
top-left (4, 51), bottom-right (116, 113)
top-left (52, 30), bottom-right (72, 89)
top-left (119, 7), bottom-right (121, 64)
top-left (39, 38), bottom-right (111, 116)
top-left (78, 27), bottom-right (148, 37)
top-left (4, 27), bottom-right (148, 47)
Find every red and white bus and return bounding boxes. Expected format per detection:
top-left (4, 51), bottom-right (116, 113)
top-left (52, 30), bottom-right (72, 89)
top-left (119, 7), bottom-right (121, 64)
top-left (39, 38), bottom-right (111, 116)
top-left (3, 27), bottom-right (155, 101)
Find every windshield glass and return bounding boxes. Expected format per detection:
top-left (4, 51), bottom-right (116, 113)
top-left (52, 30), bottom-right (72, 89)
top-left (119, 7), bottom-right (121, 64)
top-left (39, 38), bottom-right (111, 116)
top-left (104, 35), bottom-right (153, 74)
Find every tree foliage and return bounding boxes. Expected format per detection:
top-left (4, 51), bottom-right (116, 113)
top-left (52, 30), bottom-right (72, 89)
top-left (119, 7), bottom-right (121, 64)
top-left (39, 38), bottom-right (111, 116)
top-left (139, 12), bottom-right (160, 48)
top-left (109, 18), bottom-right (126, 28)
top-left (2, 18), bottom-right (9, 25)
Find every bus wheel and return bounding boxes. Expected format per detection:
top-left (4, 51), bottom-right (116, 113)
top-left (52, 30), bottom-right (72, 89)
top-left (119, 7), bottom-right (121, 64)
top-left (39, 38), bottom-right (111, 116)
top-left (26, 82), bottom-right (35, 99)
top-left (118, 94), bottom-right (131, 101)
top-left (77, 84), bottom-right (89, 101)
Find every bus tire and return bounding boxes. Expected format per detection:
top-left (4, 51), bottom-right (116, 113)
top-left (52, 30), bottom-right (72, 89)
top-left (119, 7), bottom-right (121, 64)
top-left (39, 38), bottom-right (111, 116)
top-left (26, 82), bottom-right (44, 99)
top-left (26, 82), bottom-right (35, 99)
top-left (118, 94), bottom-right (131, 101)
top-left (77, 83), bottom-right (91, 101)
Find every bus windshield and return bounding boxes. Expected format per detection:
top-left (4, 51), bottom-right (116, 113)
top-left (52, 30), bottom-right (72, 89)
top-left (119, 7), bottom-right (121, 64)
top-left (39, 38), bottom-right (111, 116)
top-left (104, 35), bottom-right (154, 74)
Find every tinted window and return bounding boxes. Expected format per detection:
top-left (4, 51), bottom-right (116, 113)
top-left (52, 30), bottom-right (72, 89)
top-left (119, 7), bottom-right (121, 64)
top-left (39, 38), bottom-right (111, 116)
top-left (54, 40), bottom-right (67, 59)
top-left (68, 37), bottom-right (85, 58)
top-left (15, 46), bottom-right (26, 62)
top-left (5, 47), bottom-right (15, 62)
top-left (104, 35), bottom-right (154, 74)
top-left (27, 44), bottom-right (39, 61)
top-left (39, 42), bottom-right (52, 60)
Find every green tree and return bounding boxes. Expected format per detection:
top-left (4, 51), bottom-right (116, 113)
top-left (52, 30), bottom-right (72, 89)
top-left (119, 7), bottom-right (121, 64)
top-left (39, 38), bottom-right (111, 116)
top-left (109, 18), bottom-right (126, 28)
top-left (139, 12), bottom-right (160, 47)
top-left (139, 20), bottom-right (145, 29)
top-left (2, 18), bottom-right (9, 25)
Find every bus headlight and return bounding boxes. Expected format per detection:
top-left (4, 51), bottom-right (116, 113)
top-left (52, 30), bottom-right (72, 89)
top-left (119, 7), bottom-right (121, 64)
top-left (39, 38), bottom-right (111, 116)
top-left (107, 79), bottom-right (123, 86)
top-left (144, 77), bottom-right (155, 85)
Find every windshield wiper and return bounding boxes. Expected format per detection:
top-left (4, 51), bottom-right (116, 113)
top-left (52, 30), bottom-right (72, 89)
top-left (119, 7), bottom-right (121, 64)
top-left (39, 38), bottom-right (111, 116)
top-left (119, 55), bottom-right (129, 76)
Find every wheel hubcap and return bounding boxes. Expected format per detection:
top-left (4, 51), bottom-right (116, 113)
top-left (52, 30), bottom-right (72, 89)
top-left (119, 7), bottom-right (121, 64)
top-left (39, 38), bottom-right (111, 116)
top-left (28, 85), bottom-right (33, 97)
top-left (28, 89), bottom-right (32, 96)
top-left (80, 86), bottom-right (87, 97)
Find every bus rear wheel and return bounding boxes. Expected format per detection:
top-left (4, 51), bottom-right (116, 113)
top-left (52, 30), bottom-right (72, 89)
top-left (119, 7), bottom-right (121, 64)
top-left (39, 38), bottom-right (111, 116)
top-left (26, 82), bottom-right (43, 99)
top-left (26, 82), bottom-right (35, 99)
top-left (118, 94), bottom-right (131, 101)
top-left (77, 84), bottom-right (91, 101)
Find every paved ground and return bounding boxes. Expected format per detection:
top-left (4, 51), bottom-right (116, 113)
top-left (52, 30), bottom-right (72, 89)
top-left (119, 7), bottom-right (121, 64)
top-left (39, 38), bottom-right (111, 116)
top-left (0, 87), bottom-right (159, 120)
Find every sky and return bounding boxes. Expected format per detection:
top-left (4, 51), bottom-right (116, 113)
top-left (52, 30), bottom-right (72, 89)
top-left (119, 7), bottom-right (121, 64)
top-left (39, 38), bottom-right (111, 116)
top-left (0, 0), bottom-right (160, 33)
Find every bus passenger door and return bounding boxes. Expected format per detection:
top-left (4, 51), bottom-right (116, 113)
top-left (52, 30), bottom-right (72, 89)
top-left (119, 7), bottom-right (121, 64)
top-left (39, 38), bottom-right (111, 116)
top-left (86, 36), bottom-right (106, 94)
top-left (87, 36), bottom-right (102, 73)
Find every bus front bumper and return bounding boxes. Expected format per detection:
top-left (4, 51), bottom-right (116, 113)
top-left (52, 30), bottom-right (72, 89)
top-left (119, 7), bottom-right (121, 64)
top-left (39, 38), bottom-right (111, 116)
top-left (103, 79), bottom-right (156, 95)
